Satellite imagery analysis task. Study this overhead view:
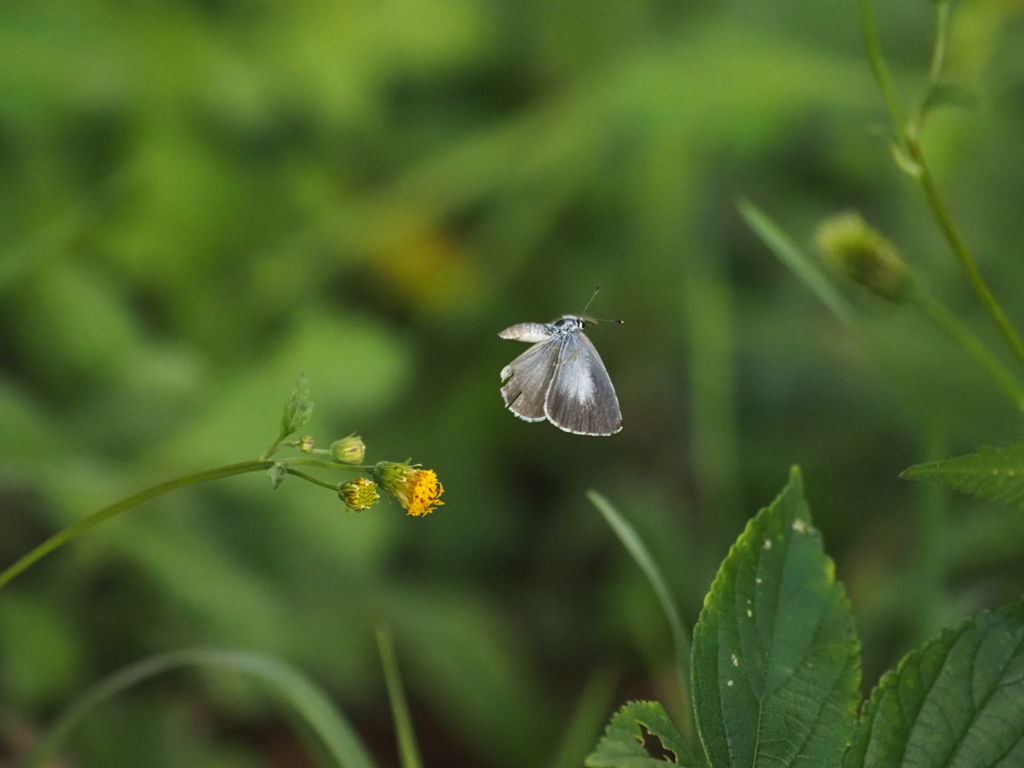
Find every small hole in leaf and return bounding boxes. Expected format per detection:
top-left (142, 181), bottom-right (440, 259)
top-left (639, 726), bottom-right (677, 763)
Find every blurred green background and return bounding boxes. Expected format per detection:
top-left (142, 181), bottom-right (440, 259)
top-left (2, 0), bottom-right (1024, 766)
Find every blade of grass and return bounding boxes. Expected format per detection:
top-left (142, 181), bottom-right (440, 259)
top-left (376, 625), bottom-right (423, 768)
top-left (587, 490), bottom-right (694, 743)
top-left (19, 649), bottom-right (378, 768)
top-left (738, 199), bottom-right (859, 331)
top-left (547, 667), bottom-right (618, 768)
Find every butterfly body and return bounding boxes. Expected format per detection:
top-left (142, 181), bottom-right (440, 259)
top-left (499, 315), bottom-right (622, 436)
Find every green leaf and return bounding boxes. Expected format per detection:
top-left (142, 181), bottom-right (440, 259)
top-left (844, 601), bottom-right (1024, 768)
top-left (586, 701), bottom-right (698, 768)
top-left (280, 373), bottom-right (314, 440)
top-left (691, 467), bottom-right (860, 768)
top-left (901, 440), bottom-right (1024, 509)
top-left (20, 648), bottom-right (378, 768)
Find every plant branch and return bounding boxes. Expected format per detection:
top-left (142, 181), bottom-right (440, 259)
top-left (912, 289), bottom-right (1024, 411)
top-left (0, 460), bottom-right (274, 592)
top-left (859, 0), bottom-right (1024, 377)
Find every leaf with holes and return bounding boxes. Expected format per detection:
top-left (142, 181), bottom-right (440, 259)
top-left (901, 441), bottom-right (1024, 509)
top-left (586, 701), bottom-right (698, 768)
top-left (844, 601), bottom-right (1024, 768)
top-left (691, 467), bottom-right (860, 768)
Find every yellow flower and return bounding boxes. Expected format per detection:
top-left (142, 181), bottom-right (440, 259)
top-left (339, 477), bottom-right (379, 511)
top-left (374, 461), bottom-right (445, 516)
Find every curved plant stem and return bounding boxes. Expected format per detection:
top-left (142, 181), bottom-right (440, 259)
top-left (19, 648), bottom-right (378, 768)
top-left (909, 158), bottom-right (1024, 374)
top-left (926, 0), bottom-right (953, 86)
top-left (286, 467), bottom-right (340, 490)
top-left (376, 625), bottom-right (423, 768)
top-left (858, 0), bottom-right (906, 133)
top-left (0, 460), bottom-right (274, 592)
top-left (912, 290), bottom-right (1024, 411)
top-left (859, 0), bottom-right (1024, 377)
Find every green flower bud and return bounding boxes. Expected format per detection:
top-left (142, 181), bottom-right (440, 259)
top-left (338, 477), bottom-right (379, 511)
top-left (330, 434), bottom-right (366, 465)
top-left (298, 436), bottom-right (315, 453)
top-left (815, 212), bottom-right (914, 303)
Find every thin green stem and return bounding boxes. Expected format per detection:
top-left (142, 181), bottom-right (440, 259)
top-left (376, 625), bottom-right (423, 768)
top-left (281, 457), bottom-right (371, 472)
top-left (285, 468), bottom-right (341, 490)
top-left (912, 289), bottom-right (1024, 411)
top-left (0, 460), bottom-right (273, 592)
top-left (858, 0), bottom-right (907, 135)
top-left (261, 438), bottom-right (285, 461)
top-left (860, 0), bottom-right (1024, 378)
top-left (927, 1), bottom-right (952, 85)
top-left (909, 157), bottom-right (1024, 374)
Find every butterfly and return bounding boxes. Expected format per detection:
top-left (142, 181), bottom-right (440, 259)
top-left (498, 289), bottom-right (622, 436)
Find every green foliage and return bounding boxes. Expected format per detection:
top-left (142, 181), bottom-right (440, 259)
top-left (902, 441), bottom-right (1024, 509)
top-left (2, 0), bottom-right (1024, 764)
top-left (21, 649), bottom-right (379, 768)
top-left (588, 490), bottom-right (691, 711)
top-left (586, 701), bottom-right (696, 768)
top-left (279, 374), bottom-right (314, 443)
top-left (691, 467), bottom-right (860, 768)
top-left (843, 602), bottom-right (1024, 768)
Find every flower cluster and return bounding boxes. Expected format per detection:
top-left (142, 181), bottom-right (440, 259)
top-left (270, 378), bottom-right (444, 516)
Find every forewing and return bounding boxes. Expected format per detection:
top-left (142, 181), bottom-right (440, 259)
top-left (544, 331), bottom-right (622, 436)
top-left (500, 339), bottom-right (560, 421)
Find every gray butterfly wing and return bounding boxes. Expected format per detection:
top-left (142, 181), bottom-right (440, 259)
top-left (544, 330), bottom-right (622, 435)
top-left (500, 338), bottom-right (560, 422)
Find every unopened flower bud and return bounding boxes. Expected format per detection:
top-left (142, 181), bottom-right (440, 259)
top-left (339, 477), bottom-right (379, 511)
top-left (330, 434), bottom-right (366, 465)
top-left (298, 436), bottom-right (315, 453)
top-left (815, 212), bottom-right (913, 303)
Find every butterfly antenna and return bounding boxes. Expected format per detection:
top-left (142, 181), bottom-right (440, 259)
top-left (580, 285), bottom-right (602, 316)
top-left (580, 286), bottom-right (624, 325)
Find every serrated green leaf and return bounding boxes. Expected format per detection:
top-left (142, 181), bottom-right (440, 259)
top-left (922, 81), bottom-right (979, 116)
top-left (901, 441), bottom-right (1024, 509)
top-left (844, 601), bottom-right (1024, 768)
top-left (280, 373), bottom-right (313, 439)
top-left (586, 701), bottom-right (698, 768)
top-left (691, 467), bottom-right (860, 768)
